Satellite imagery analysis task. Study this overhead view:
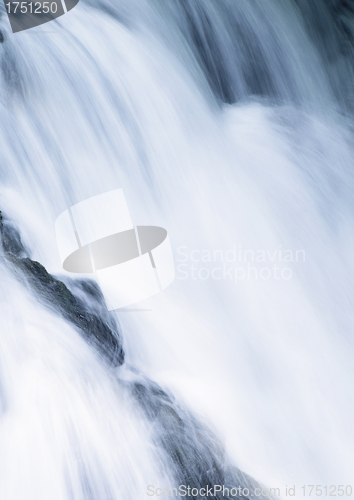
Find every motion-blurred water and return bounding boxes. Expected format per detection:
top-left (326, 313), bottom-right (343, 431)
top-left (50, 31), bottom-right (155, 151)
top-left (0, 0), bottom-right (354, 498)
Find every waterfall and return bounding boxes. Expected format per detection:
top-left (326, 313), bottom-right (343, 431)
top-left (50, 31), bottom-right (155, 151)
top-left (0, 0), bottom-right (354, 498)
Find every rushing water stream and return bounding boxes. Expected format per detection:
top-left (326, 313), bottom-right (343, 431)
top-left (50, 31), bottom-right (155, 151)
top-left (0, 0), bottom-right (354, 498)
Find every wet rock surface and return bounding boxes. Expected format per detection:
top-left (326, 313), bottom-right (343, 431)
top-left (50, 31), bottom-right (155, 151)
top-left (127, 375), bottom-right (269, 500)
top-left (0, 211), bottom-right (124, 367)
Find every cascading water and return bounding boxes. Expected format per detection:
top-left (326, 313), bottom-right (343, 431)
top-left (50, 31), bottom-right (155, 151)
top-left (0, 0), bottom-right (354, 498)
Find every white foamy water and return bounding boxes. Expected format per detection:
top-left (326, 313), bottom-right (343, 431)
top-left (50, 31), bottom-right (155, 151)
top-left (0, 0), bottom-right (354, 497)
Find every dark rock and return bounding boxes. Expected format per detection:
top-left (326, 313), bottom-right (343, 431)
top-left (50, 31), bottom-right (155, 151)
top-left (0, 211), bottom-right (124, 367)
top-left (128, 376), bottom-right (270, 500)
top-left (1, 217), bottom-right (29, 258)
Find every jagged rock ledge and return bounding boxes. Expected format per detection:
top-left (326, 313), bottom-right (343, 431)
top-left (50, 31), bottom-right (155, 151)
top-left (0, 211), bottom-right (124, 367)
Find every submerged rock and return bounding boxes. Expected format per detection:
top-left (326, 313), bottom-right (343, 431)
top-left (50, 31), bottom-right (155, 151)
top-left (127, 375), bottom-right (270, 500)
top-left (0, 211), bottom-right (124, 367)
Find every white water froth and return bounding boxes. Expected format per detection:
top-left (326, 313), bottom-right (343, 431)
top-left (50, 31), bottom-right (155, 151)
top-left (0, 0), bottom-right (354, 497)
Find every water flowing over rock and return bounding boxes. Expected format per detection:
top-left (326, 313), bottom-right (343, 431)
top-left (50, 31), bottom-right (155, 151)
top-left (0, 0), bottom-right (354, 497)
